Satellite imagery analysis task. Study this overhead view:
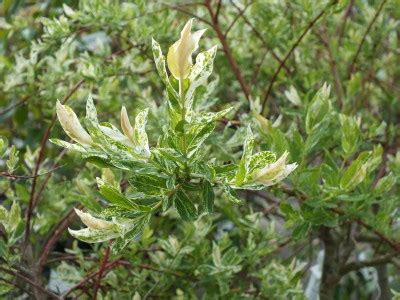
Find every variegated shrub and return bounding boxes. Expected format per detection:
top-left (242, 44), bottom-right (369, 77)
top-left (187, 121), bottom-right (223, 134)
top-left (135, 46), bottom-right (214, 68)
top-left (52, 20), bottom-right (296, 253)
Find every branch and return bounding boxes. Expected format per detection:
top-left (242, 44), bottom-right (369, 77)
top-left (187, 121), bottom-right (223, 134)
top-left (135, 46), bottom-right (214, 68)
top-left (0, 266), bottom-right (60, 299)
top-left (224, 1), bottom-right (252, 37)
top-left (229, 0), bottom-right (291, 76)
top-left (315, 29), bottom-right (344, 108)
top-left (347, 0), bottom-right (387, 77)
top-left (204, 0), bottom-right (251, 102)
top-left (340, 252), bottom-right (399, 276)
top-left (336, 0), bottom-right (354, 46)
top-left (36, 205), bottom-right (82, 275)
top-left (165, 3), bottom-right (212, 26)
top-left (261, 1), bottom-right (337, 113)
top-left (24, 79), bottom-right (85, 245)
top-left (62, 259), bottom-right (122, 298)
top-left (0, 165), bottom-right (63, 180)
top-left (93, 242), bottom-right (111, 300)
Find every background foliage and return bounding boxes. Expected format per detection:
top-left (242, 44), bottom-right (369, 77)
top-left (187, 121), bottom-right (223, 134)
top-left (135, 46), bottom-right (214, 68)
top-left (0, 0), bottom-right (399, 299)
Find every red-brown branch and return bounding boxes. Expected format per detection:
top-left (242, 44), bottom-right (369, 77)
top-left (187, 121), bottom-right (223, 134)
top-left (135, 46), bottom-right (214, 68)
top-left (347, 0), bottom-right (387, 78)
top-left (261, 1), bottom-right (337, 113)
top-left (93, 242), bottom-right (111, 300)
top-left (204, 0), bottom-right (251, 102)
top-left (24, 79), bottom-right (86, 244)
top-left (36, 205), bottom-right (82, 275)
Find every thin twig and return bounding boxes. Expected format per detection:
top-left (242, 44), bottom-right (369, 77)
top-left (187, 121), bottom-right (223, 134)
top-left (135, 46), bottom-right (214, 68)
top-left (339, 252), bottom-right (399, 276)
top-left (165, 3), bottom-right (212, 26)
top-left (93, 242), bottom-right (111, 300)
top-left (0, 266), bottom-right (60, 299)
top-left (0, 96), bottom-right (29, 116)
top-left (204, 0), bottom-right (251, 102)
top-left (261, 0), bottom-right (337, 113)
top-left (229, 0), bottom-right (291, 75)
top-left (24, 79), bottom-right (85, 245)
top-left (36, 205), bottom-right (82, 275)
top-left (316, 28), bottom-right (344, 108)
top-left (0, 165), bottom-right (63, 180)
top-left (224, 1), bottom-right (252, 37)
top-left (62, 259), bottom-right (121, 298)
top-left (336, 0), bottom-right (354, 46)
top-left (347, 0), bottom-right (387, 77)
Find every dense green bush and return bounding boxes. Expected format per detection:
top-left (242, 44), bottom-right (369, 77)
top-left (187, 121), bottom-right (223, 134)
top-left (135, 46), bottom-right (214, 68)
top-left (0, 1), bottom-right (399, 299)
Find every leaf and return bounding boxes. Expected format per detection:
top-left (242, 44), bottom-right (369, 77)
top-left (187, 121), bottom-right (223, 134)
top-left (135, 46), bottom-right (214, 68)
top-left (223, 185), bottom-right (241, 204)
top-left (155, 148), bottom-right (186, 167)
top-left (68, 227), bottom-right (120, 243)
top-left (151, 39), bottom-right (179, 101)
top-left (174, 189), bottom-right (198, 221)
top-left (339, 114), bottom-right (360, 157)
top-left (0, 136), bottom-right (8, 158)
top-left (7, 201), bottom-right (21, 232)
top-left (186, 122), bottom-right (216, 158)
top-left (186, 46), bottom-right (217, 111)
top-left (212, 242), bottom-right (222, 267)
top-left (50, 139), bottom-right (87, 152)
top-left (305, 83), bottom-right (330, 134)
top-left (374, 173), bottom-right (396, 194)
top-left (201, 180), bottom-right (214, 214)
top-left (292, 223), bottom-right (310, 241)
top-left (247, 151), bottom-right (276, 175)
top-left (111, 214), bottom-right (150, 254)
top-left (133, 109), bottom-right (150, 158)
top-left (85, 94), bottom-right (98, 123)
top-left (235, 126), bottom-right (254, 186)
top-left (129, 174), bottom-right (167, 195)
top-left (97, 178), bottom-right (150, 211)
top-left (0, 206), bottom-right (7, 224)
top-left (340, 154), bottom-right (368, 191)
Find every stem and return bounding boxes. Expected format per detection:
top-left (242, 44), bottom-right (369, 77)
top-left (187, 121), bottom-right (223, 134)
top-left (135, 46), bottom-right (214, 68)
top-left (179, 79), bottom-right (187, 156)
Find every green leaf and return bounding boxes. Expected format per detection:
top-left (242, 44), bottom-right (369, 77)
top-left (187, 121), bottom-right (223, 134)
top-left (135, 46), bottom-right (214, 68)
top-left (154, 148), bottom-right (186, 167)
top-left (186, 46), bottom-right (217, 111)
top-left (201, 180), bottom-right (214, 214)
top-left (50, 138), bottom-right (87, 152)
top-left (0, 136), bottom-right (8, 158)
top-left (97, 178), bottom-right (150, 211)
top-left (85, 94), bottom-right (98, 123)
top-left (305, 83), bottom-right (330, 134)
top-left (292, 223), bottom-right (310, 241)
top-left (339, 114), bottom-right (360, 157)
top-left (340, 154), bottom-right (368, 191)
top-left (111, 214), bottom-right (150, 254)
top-left (0, 206), bottom-right (7, 224)
top-left (6, 145), bottom-right (19, 173)
top-left (7, 201), bottom-right (21, 232)
top-left (174, 189), bottom-right (198, 221)
top-left (375, 173), bottom-right (396, 194)
top-left (186, 122), bottom-right (216, 158)
top-left (129, 174), bottom-right (167, 195)
top-left (133, 109), bottom-right (150, 158)
top-left (223, 185), bottom-right (241, 204)
top-left (235, 126), bottom-right (254, 186)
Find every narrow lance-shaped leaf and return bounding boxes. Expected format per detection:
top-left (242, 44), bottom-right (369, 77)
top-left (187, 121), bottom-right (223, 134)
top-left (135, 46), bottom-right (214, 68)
top-left (186, 46), bottom-right (217, 111)
top-left (235, 126), bottom-right (254, 186)
top-left (174, 189), bottom-right (198, 221)
top-left (201, 180), bottom-right (214, 213)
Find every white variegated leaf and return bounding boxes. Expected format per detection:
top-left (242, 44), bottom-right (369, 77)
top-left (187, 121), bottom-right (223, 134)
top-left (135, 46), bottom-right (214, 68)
top-left (186, 46), bottom-right (217, 111)
top-left (151, 39), bottom-right (179, 100)
top-left (49, 138), bottom-right (87, 152)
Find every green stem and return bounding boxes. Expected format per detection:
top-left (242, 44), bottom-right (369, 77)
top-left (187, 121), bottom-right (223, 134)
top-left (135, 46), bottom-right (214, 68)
top-left (179, 79), bottom-right (187, 156)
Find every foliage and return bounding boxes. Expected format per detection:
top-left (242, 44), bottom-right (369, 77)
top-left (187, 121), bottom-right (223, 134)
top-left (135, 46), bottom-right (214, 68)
top-left (0, 0), bottom-right (399, 299)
